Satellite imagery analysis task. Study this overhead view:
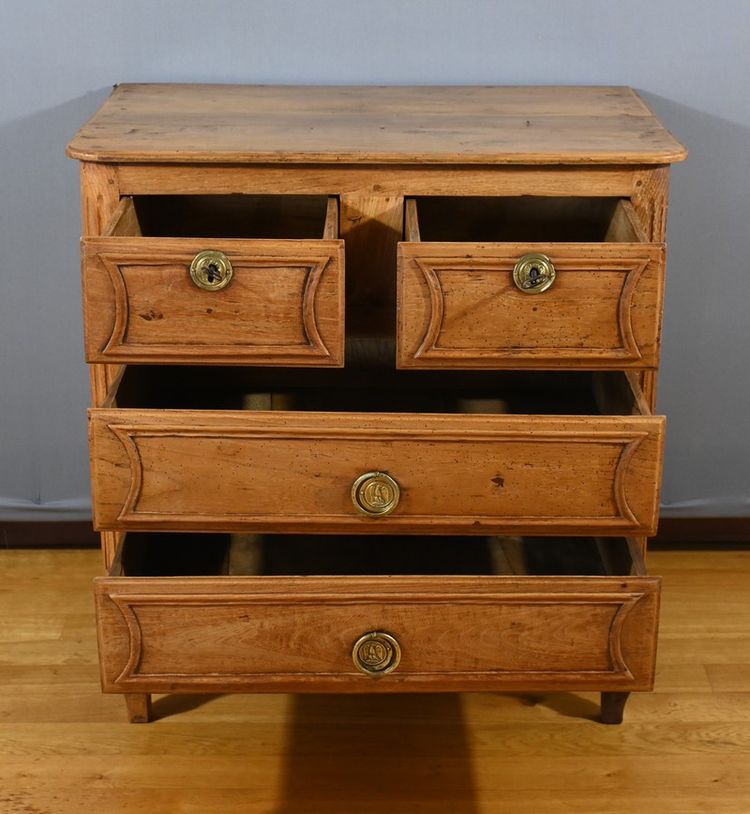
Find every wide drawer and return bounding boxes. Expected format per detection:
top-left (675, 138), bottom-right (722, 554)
top-left (89, 367), bottom-right (664, 535)
top-left (397, 196), bottom-right (665, 369)
top-left (82, 194), bottom-right (344, 366)
top-left (95, 533), bottom-right (659, 693)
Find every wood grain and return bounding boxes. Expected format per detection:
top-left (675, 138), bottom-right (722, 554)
top-left (82, 231), bottom-right (345, 367)
top-left (340, 191), bottom-right (402, 318)
top-left (105, 196), bottom-right (142, 237)
top-left (631, 166), bottom-right (671, 412)
top-left (115, 163), bottom-right (642, 198)
top-left (81, 162), bottom-right (121, 406)
top-left (88, 406), bottom-right (664, 535)
top-left (398, 239), bottom-right (665, 370)
top-left (80, 162), bottom-right (123, 569)
top-left (94, 570), bottom-right (659, 694)
top-left (66, 85), bottom-right (687, 165)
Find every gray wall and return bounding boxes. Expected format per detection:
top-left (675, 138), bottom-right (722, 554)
top-left (1, 0), bottom-right (748, 520)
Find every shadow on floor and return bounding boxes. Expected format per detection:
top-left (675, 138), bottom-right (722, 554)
top-left (150, 692), bottom-right (225, 720)
top-left (507, 691), bottom-right (601, 721)
top-left (271, 693), bottom-right (480, 814)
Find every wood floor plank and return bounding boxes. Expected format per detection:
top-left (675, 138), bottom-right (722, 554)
top-left (0, 547), bottom-right (748, 813)
top-left (653, 663), bottom-right (712, 691)
top-left (706, 664), bottom-right (750, 692)
top-left (1, 789), bottom-right (745, 814)
top-left (0, 719), bottom-right (740, 755)
top-left (1, 753), bottom-right (749, 790)
top-left (0, 616), bottom-right (65, 642)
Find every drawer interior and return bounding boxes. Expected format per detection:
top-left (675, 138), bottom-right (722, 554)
top-left (405, 196), bottom-right (646, 244)
top-left (114, 532), bottom-right (644, 578)
top-left (111, 365), bottom-right (651, 417)
top-left (105, 194), bottom-right (338, 239)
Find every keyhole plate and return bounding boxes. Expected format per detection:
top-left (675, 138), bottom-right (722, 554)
top-left (512, 253), bottom-right (555, 294)
top-left (351, 471), bottom-right (401, 517)
top-left (190, 250), bottom-right (234, 292)
top-left (352, 631), bottom-right (401, 676)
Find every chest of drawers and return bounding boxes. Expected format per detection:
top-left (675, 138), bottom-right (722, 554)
top-left (68, 84), bottom-right (686, 724)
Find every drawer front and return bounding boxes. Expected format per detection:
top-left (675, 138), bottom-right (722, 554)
top-left (89, 409), bottom-right (664, 535)
top-left (82, 237), bottom-right (344, 366)
top-left (95, 574), bottom-right (660, 693)
top-left (397, 242), bottom-right (665, 369)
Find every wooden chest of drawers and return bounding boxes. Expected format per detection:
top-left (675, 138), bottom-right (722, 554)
top-left (68, 84), bottom-right (685, 724)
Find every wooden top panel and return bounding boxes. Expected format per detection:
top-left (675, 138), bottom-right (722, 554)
top-left (67, 84), bottom-right (686, 166)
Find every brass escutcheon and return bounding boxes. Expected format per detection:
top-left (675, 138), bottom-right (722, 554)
top-left (189, 249), bottom-right (234, 291)
top-left (352, 631), bottom-right (401, 676)
top-left (512, 252), bottom-right (556, 294)
top-left (351, 471), bottom-right (400, 517)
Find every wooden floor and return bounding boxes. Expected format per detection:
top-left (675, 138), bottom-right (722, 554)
top-left (1, 548), bottom-right (749, 813)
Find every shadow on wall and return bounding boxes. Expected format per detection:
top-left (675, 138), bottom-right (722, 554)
top-left (637, 92), bottom-right (750, 516)
top-left (0, 89), bottom-right (111, 520)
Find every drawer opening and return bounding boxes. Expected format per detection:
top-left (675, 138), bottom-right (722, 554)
top-left (404, 197), bottom-right (646, 244)
top-left (84, 195), bottom-right (344, 367)
top-left (104, 194), bottom-right (339, 240)
top-left (93, 366), bottom-right (661, 537)
top-left (109, 365), bottom-right (651, 417)
top-left (111, 533), bottom-right (645, 578)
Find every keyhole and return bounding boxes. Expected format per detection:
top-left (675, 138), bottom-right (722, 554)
top-left (524, 265), bottom-right (547, 289)
top-left (205, 262), bottom-right (220, 284)
top-left (514, 254), bottom-right (554, 294)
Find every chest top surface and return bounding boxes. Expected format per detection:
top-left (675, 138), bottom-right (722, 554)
top-left (67, 84), bottom-right (686, 166)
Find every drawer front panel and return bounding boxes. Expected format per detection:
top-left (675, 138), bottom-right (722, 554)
top-left (95, 575), bottom-right (660, 693)
top-left (398, 243), bottom-right (665, 369)
top-left (82, 237), bottom-right (344, 366)
top-left (89, 410), bottom-right (664, 534)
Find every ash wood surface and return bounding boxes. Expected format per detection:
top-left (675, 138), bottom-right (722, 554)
top-left (340, 191), bottom-right (403, 319)
top-left (81, 162), bottom-right (121, 406)
top-left (88, 408), bottom-right (664, 535)
top-left (114, 163), bottom-right (643, 197)
top-left (94, 570), bottom-right (658, 694)
top-left (67, 84), bottom-right (687, 165)
top-left (1, 547), bottom-right (748, 813)
top-left (82, 217), bottom-right (345, 367)
top-left (397, 208), bottom-right (665, 370)
top-left (80, 163), bottom-right (124, 569)
top-left (124, 693), bottom-right (151, 724)
top-left (69, 85), bottom-right (681, 722)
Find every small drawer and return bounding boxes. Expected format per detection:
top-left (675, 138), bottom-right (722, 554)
top-left (82, 195), bottom-right (344, 366)
top-left (397, 197), bottom-right (665, 369)
top-left (89, 366), bottom-right (664, 536)
top-left (95, 533), bottom-right (659, 694)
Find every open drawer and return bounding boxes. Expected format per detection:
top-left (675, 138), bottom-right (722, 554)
top-left (89, 366), bottom-right (664, 535)
top-left (397, 196), bottom-right (665, 369)
top-left (95, 532), bottom-right (660, 695)
top-left (82, 194), bottom-right (344, 366)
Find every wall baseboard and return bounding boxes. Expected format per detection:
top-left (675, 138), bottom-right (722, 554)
top-left (1, 521), bottom-right (98, 548)
top-left (651, 517), bottom-right (749, 547)
top-left (1, 518), bottom-right (747, 549)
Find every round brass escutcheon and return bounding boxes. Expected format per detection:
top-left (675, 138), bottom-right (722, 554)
top-left (512, 252), bottom-right (556, 294)
top-left (351, 471), bottom-right (400, 518)
top-left (352, 631), bottom-right (401, 676)
top-left (189, 250), bottom-right (234, 291)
